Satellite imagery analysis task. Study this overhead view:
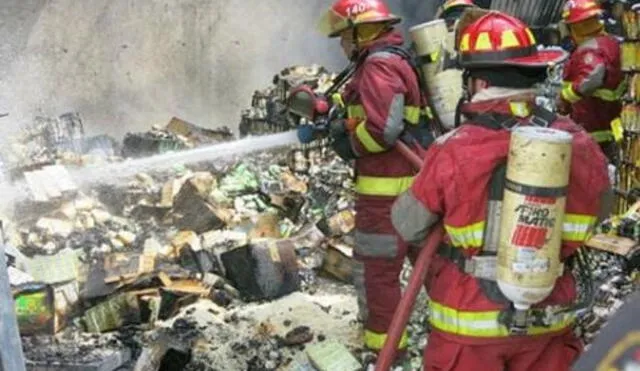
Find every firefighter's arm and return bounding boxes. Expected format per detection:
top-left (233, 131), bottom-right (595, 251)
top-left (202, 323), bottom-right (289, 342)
top-left (561, 51), bottom-right (606, 104)
top-left (349, 58), bottom-right (407, 157)
top-left (391, 147), bottom-right (452, 245)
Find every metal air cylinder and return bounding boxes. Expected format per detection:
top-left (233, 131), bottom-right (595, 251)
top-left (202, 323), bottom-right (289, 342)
top-left (497, 126), bottom-right (573, 311)
top-left (409, 19), bottom-right (463, 129)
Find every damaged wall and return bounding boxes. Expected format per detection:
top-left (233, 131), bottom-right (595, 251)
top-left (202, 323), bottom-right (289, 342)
top-left (0, 0), bottom-right (438, 139)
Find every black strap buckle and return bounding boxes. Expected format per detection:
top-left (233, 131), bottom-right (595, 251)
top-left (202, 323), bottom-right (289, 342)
top-left (498, 305), bottom-right (550, 335)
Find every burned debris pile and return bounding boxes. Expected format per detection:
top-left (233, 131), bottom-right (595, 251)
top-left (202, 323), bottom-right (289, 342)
top-left (1, 110), bottom-right (384, 370)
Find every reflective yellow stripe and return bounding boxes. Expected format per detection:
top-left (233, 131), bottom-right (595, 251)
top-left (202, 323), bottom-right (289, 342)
top-left (509, 102), bottom-right (530, 118)
top-left (445, 222), bottom-right (484, 249)
top-left (355, 122), bottom-right (385, 153)
top-left (355, 176), bottom-right (414, 196)
top-left (561, 82), bottom-right (582, 103)
top-left (592, 80), bottom-right (627, 102)
top-left (347, 105), bottom-right (366, 118)
top-left (425, 107), bottom-right (433, 119)
top-left (428, 301), bottom-right (576, 337)
top-left (404, 106), bottom-right (421, 125)
top-left (591, 130), bottom-right (614, 143)
top-left (363, 329), bottom-right (409, 350)
top-left (563, 213), bottom-right (597, 242)
top-left (611, 117), bottom-right (623, 142)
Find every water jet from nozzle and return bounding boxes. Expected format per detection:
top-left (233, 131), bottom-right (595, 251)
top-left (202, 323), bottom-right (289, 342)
top-left (72, 130), bottom-right (301, 185)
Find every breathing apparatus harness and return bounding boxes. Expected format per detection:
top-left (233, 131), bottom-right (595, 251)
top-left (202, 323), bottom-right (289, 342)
top-left (293, 34), bottom-right (446, 152)
top-left (440, 96), bottom-right (596, 334)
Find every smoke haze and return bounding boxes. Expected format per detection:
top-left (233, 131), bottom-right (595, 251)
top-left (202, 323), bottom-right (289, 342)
top-left (0, 0), bottom-right (440, 139)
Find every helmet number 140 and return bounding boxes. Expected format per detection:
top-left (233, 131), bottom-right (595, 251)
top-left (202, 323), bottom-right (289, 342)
top-left (346, 3), bottom-right (370, 17)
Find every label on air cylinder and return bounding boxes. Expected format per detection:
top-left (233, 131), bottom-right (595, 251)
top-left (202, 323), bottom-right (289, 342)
top-left (497, 186), bottom-right (565, 288)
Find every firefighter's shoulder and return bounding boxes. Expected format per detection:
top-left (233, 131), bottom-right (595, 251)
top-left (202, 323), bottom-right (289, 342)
top-left (433, 126), bottom-right (469, 146)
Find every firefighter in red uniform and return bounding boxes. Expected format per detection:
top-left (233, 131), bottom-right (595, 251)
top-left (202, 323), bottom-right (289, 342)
top-left (391, 11), bottom-right (612, 370)
top-left (317, 0), bottom-right (426, 352)
top-left (559, 0), bottom-right (625, 161)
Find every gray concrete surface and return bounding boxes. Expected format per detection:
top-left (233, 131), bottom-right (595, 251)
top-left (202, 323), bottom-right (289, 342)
top-left (0, 0), bottom-right (437, 139)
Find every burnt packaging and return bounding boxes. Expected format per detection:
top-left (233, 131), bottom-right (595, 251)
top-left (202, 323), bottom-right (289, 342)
top-left (13, 280), bottom-right (78, 335)
top-left (83, 293), bottom-right (141, 333)
top-left (13, 283), bottom-right (55, 335)
top-left (172, 180), bottom-right (227, 234)
top-left (221, 239), bottom-right (300, 301)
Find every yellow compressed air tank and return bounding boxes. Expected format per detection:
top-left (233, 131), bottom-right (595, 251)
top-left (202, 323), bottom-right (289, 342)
top-left (497, 126), bottom-right (573, 311)
top-left (409, 19), bottom-right (463, 129)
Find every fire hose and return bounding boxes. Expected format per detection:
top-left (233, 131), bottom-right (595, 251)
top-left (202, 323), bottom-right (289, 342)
top-left (373, 141), bottom-right (444, 371)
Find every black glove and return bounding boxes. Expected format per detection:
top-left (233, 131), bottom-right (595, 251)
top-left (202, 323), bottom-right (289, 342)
top-left (328, 119), bottom-right (357, 160)
top-left (329, 119), bottom-right (347, 138)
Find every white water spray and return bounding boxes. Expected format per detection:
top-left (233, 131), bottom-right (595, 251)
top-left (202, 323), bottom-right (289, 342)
top-left (73, 130), bottom-right (300, 184)
top-left (0, 130), bottom-right (301, 210)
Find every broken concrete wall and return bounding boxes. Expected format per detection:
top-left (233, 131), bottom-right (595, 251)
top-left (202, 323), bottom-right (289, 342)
top-left (0, 0), bottom-right (438, 139)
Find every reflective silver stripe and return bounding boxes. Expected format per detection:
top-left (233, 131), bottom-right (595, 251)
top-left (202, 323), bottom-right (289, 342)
top-left (429, 309), bottom-right (501, 331)
top-left (577, 62), bottom-right (605, 96)
top-left (366, 51), bottom-right (396, 60)
top-left (483, 200), bottom-right (502, 253)
top-left (391, 190), bottom-right (439, 245)
top-left (383, 94), bottom-right (405, 146)
top-left (354, 230), bottom-right (398, 258)
top-left (352, 260), bottom-right (367, 322)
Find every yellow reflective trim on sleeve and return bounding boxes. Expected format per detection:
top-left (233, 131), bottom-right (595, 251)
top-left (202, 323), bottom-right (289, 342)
top-left (347, 104), bottom-right (366, 119)
top-left (445, 221), bottom-right (485, 249)
top-left (509, 102), bottom-right (530, 118)
top-left (363, 329), bottom-right (409, 351)
top-left (592, 80), bottom-right (627, 102)
top-left (355, 122), bottom-right (386, 153)
top-left (591, 130), bottom-right (614, 143)
top-left (562, 213), bottom-right (597, 242)
top-left (331, 93), bottom-right (345, 108)
top-left (404, 106), bottom-right (421, 125)
top-left (355, 176), bottom-right (415, 196)
top-left (561, 82), bottom-right (582, 103)
top-left (428, 300), bottom-right (576, 338)
top-left (611, 118), bottom-right (624, 143)
top-left (425, 107), bottom-right (433, 119)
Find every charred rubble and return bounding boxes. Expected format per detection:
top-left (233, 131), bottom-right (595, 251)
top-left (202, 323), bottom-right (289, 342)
top-left (2, 66), bottom-right (639, 371)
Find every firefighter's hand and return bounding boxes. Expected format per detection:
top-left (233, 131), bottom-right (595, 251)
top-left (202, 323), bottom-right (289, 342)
top-left (329, 118), bottom-right (359, 137)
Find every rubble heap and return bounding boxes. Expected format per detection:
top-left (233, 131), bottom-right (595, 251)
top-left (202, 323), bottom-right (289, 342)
top-left (238, 65), bottom-right (335, 138)
top-left (3, 112), bottom-right (414, 370)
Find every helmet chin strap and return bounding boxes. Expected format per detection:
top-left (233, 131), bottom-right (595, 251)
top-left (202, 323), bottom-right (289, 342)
top-left (454, 69), bottom-right (472, 128)
top-left (349, 21), bottom-right (360, 61)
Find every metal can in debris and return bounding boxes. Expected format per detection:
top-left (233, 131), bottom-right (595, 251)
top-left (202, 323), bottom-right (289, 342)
top-left (497, 127), bottom-right (572, 311)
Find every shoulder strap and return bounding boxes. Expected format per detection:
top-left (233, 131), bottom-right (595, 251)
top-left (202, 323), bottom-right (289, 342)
top-left (467, 104), bottom-right (557, 131)
top-left (367, 45), bottom-right (447, 136)
top-left (529, 104), bottom-right (557, 128)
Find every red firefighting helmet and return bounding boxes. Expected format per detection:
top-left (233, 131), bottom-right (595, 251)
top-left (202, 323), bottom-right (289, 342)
top-left (317, 0), bottom-right (401, 38)
top-left (562, 0), bottom-right (603, 24)
top-left (458, 11), bottom-right (568, 69)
